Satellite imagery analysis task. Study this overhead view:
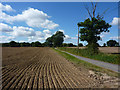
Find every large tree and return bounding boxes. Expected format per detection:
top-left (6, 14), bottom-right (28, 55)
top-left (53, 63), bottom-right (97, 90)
top-left (107, 40), bottom-right (119, 47)
top-left (45, 31), bottom-right (65, 47)
top-left (45, 37), bottom-right (53, 47)
top-left (77, 2), bottom-right (111, 54)
top-left (52, 31), bottom-right (65, 47)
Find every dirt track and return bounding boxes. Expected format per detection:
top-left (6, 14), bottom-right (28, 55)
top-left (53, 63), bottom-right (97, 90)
top-left (2, 47), bottom-right (101, 89)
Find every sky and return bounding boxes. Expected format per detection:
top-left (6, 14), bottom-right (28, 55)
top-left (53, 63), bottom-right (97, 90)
top-left (0, 2), bottom-right (119, 46)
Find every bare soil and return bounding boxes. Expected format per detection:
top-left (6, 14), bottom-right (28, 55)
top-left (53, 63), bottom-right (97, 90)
top-left (67, 47), bottom-right (119, 54)
top-left (1, 47), bottom-right (119, 89)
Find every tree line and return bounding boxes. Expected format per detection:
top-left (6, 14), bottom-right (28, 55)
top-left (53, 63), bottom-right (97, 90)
top-left (1, 31), bottom-right (77, 47)
top-left (1, 39), bottom-right (119, 47)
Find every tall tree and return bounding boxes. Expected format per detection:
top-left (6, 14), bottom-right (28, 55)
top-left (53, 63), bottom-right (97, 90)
top-left (45, 37), bottom-right (53, 47)
top-left (34, 41), bottom-right (42, 47)
top-left (9, 41), bottom-right (18, 47)
top-left (77, 2), bottom-right (111, 54)
top-left (52, 31), bottom-right (65, 47)
top-left (107, 40), bottom-right (119, 47)
top-left (45, 31), bottom-right (65, 47)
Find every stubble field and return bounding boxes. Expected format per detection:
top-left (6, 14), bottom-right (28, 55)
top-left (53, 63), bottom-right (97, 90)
top-left (1, 47), bottom-right (102, 89)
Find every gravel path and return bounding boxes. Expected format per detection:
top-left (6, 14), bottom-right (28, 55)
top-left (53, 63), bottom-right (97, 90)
top-left (58, 49), bottom-right (119, 73)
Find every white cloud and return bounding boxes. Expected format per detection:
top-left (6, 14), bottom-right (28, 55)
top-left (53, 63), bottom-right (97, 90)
top-left (0, 3), bottom-right (14, 12)
top-left (11, 26), bottom-right (36, 37)
top-left (0, 35), bottom-right (15, 43)
top-left (111, 17), bottom-right (120, 25)
top-left (35, 31), bottom-right (44, 37)
top-left (0, 23), bottom-right (12, 32)
top-left (64, 35), bottom-right (71, 40)
top-left (110, 36), bottom-right (120, 39)
top-left (71, 37), bottom-right (77, 40)
top-left (43, 29), bottom-right (52, 39)
top-left (58, 29), bottom-right (64, 33)
top-left (43, 29), bottom-right (52, 34)
top-left (0, 7), bottom-right (59, 29)
top-left (100, 32), bottom-right (110, 38)
top-left (28, 30), bottom-right (53, 42)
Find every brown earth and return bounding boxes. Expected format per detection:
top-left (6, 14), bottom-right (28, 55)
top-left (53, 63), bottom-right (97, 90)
top-left (1, 47), bottom-right (118, 89)
top-left (67, 47), bottom-right (119, 54)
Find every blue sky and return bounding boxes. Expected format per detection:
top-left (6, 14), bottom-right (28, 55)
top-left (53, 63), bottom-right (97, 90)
top-left (0, 2), bottom-right (119, 46)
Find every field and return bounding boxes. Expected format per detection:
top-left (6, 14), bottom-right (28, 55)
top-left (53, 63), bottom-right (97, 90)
top-left (1, 47), bottom-right (103, 89)
top-left (67, 47), bottom-right (119, 54)
top-left (60, 47), bottom-right (119, 64)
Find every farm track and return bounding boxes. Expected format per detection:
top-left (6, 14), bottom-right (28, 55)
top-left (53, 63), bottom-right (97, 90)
top-left (2, 47), bottom-right (100, 89)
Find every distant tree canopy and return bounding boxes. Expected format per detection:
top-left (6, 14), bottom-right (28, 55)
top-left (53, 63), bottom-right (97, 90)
top-left (62, 43), bottom-right (77, 47)
top-left (45, 37), bottom-right (53, 47)
top-left (21, 42), bottom-right (31, 47)
top-left (78, 43), bottom-right (83, 47)
top-left (107, 40), bottom-right (119, 47)
top-left (9, 41), bottom-right (20, 47)
top-left (45, 31), bottom-right (65, 47)
top-left (2, 41), bottom-right (43, 47)
top-left (103, 43), bottom-right (106, 47)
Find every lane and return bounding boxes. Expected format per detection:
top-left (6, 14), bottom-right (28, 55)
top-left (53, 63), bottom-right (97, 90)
top-left (57, 49), bottom-right (119, 73)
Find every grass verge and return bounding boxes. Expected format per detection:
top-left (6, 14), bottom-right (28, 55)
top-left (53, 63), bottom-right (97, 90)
top-left (52, 48), bottom-right (119, 77)
top-left (58, 47), bottom-right (120, 65)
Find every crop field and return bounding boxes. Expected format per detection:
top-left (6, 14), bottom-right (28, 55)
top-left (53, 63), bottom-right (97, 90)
top-left (67, 47), bottom-right (119, 54)
top-left (1, 47), bottom-right (103, 89)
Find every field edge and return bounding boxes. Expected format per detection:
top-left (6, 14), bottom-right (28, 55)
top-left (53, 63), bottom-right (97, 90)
top-left (52, 48), bottom-right (119, 77)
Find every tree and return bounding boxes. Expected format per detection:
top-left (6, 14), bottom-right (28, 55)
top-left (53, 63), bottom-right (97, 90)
top-left (78, 43), bottom-right (83, 47)
top-left (9, 41), bottom-right (17, 47)
top-left (34, 41), bottom-right (42, 47)
top-left (21, 42), bottom-right (31, 47)
top-left (45, 37), bottom-right (53, 47)
top-left (31, 42), bottom-right (35, 47)
top-left (67, 43), bottom-right (74, 47)
top-left (45, 31), bottom-right (65, 47)
top-left (107, 40), bottom-right (119, 47)
top-left (62, 43), bottom-right (68, 47)
top-left (52, 31), bottom-right (65, 47)
top-left (77, 3), bottom-right (111, 54)
top-left (2, 43), bottom-right (10, 47)
top-left (103, 43), bottom-right (106, 47)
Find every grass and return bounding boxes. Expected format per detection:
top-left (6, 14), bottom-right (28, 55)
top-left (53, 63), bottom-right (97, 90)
top-left (52, 48), bottom-right (118, 77)
top-left (58, 47), bottom-right (120, 65)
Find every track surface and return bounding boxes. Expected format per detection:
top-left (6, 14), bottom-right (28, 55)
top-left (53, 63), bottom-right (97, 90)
top-left (58, 49), bottom-right (119, 73)
top-left (2, 47), bottom-right (100, 89)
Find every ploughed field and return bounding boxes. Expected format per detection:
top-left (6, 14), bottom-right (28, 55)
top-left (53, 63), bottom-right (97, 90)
top-left (2, 47), bottom-right (100, 89)
top-left (67, 47), bottom-right (119, 54)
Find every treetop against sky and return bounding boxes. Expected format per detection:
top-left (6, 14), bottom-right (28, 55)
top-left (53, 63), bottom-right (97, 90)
top-left (0, 2), bottom-right (119, 45)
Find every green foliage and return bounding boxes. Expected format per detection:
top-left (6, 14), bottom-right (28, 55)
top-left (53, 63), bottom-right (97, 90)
top-left (34, 41), bottom-right (42, 47)
top-left (45, 31), bottom-right (65, 47)
top-left (2, 43), bottom-right (10, 47)
top-left (58, 47), bottom-right (119, 64)
top-left (2, 41), bottom-right (43, 47)
top-left (62, 43), bottom-right (77, 47)
top-left (45, 37), bottom-right (53, 47)
top-left (78, 43), bottom-right (83, 47)
top-left (107, 40), bottom-right (119, 47)
top-left (53, 48), bottom-right (118, 77)
top-left (103, 43), bottom-right (106, 47)
top-left (9, 41), bottom-right (20, 47)
top-left (52, 31), bottom-right (65, 47)
top-left (21, 42), bottom-right (31, 47)
top-left (77, 17), bottom-right (111, 53)
top-left (62, 43), bottom-right (68, 47)
top-left (87, 43), bottom-right (99, 54)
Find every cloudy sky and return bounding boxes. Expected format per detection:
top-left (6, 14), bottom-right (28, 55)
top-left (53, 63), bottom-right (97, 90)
top-left (0, 2), bottom-right (119, 45)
